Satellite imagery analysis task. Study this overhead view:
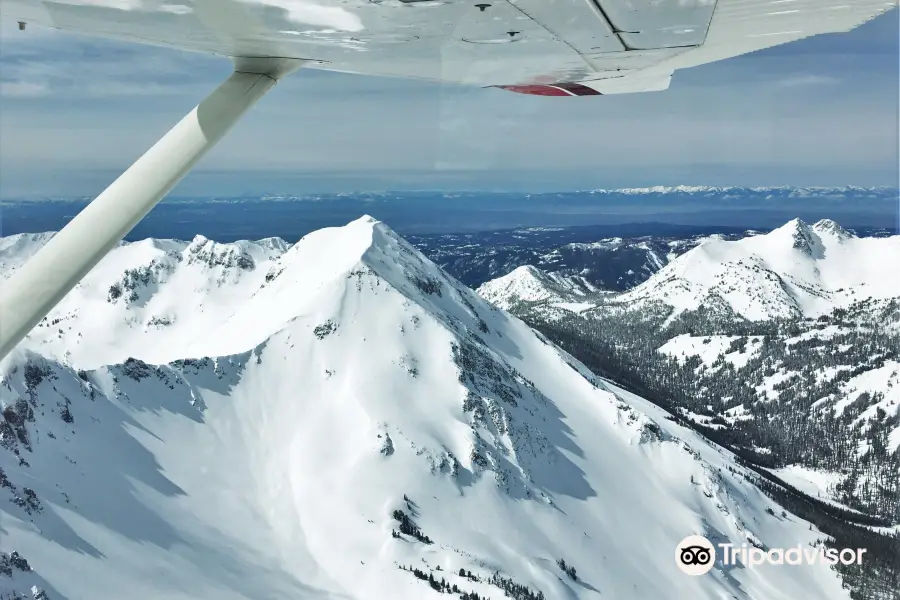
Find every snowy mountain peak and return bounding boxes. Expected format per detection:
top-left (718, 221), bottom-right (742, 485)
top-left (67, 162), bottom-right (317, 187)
top-left (0, 231), bottom-right (55, 249)
top-left (476, 266), bottom-right (552, 308)
top-left (782, 217), bottom-right (810, 231)
top-left (190, 233), bottom-right (210, 246)
top-left (769, 218), bottom-right (822, 256)
top-left (0, 215), bottom-right (480, 366)
top-left (477, 265), bottom-right (597, 311)
top-left (517, 264), bottom-right (542, 276)
top-left (813, 219), bottom-right (855, 241)
top-left (615, 218), bottom-right (900, 321)
top-left (185, 235), bottom-right (258, 270)
top-left (0, 232), bottom-right (57, 276)
top-left (503, 264), bottom-right (548, 283)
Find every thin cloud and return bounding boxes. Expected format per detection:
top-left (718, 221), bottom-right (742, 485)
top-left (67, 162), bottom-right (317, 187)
top-left (0, 80), bottom-right (49, 98)
top-left (777, 74), bottom-right (841, 87)
top-left (0, 24), bottom-right (223, 99)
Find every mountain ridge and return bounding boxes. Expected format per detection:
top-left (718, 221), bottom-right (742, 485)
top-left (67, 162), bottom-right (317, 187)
top-left (616, 217), bottom-right (900, 321)
top-left (473, 217), bottom-right (900, 323)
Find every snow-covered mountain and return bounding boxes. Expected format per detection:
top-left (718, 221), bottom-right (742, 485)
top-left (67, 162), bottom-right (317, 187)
top-left (475, 219), bottom-right (900, 521)
top-left (0, 231), bottom-right (291, 369)
top-left (616, 219), bottom-right (900, 321)
top-left (476, 266), bottom-right (600, 311)
top-left (0, 218), bottom-right (853, 600)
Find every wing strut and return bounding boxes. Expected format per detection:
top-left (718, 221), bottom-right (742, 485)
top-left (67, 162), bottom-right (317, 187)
top-left (0, 58), bottom-right (303, 361)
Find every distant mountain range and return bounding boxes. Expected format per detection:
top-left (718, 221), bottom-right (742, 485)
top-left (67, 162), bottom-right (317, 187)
top-left (0, 218), bottom-right (869, 600)
top-left (415, 227), bottom-right (739, 291)
top-left (586, 185), bottom-right (898, 198)
top-left (1, 187), bottom-right (896, 242)
top-left (8, 185), bottom-right (896, 204)
top-left (474, 217), bottom-right (900, 321)
top-left (411, 222), bottom-right (895, 294)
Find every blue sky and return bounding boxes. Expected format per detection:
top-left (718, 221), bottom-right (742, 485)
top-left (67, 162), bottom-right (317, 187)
top-left (0, 10), bottom-right (897, 197)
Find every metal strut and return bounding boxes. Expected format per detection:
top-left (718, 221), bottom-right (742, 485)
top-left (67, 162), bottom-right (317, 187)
top-left (0, 58), bottom-right (303, 361)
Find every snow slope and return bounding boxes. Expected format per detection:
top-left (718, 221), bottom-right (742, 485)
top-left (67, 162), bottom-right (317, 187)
top-left (616, 219), bottom-right (900, 321)
top-left (769, 466), bottom-right (842, 502)
top-left (0, 218), bottom-right (851, 600)
top-left (658, 334), bottom-right (765, 371)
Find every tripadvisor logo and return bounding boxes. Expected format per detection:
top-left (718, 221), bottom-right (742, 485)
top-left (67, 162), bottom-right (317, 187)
top-left (676, 535), bottom-right (716, 575)
top-left (676, 535), bottom-right (867, 576)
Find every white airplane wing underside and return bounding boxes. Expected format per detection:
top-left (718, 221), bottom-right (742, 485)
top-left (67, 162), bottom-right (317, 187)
top-left (1, 0), bottom-right (896, 92)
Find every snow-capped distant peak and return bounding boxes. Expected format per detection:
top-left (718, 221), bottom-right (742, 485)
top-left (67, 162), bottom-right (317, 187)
top-left (585, 185), bottom-right (896, 197)
top-left (507, 264), bottom-right (545, 280)
top-left (617, 217), bottom-right (900, 321)
top-left (813, 219), bottom-right (855, 241)
top-left (616, 185), bottom-right (731, 194)
top-left (775, 218), bottom-right (822, 256)
top-left (477, 265), bottom-right (597, 311)
top-left (0, 231), bottom-right (56, 247)
top-left (0, 232), bottom-right (58, 276)
top-left (476, 266), bottom-right (552, 309)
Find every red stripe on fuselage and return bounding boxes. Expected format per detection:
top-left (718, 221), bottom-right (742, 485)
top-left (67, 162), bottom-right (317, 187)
top-left (495, 83), bottom-right (601, 97)
top-left (496, 85), bottom-right (573, 96)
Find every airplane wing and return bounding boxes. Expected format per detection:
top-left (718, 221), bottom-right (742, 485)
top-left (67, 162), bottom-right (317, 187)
top-left (1, 0), bottom-right (897, 94)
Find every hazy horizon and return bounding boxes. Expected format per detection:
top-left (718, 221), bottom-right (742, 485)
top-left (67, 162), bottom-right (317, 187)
top-left (3, 188), bottom-right (896, 241)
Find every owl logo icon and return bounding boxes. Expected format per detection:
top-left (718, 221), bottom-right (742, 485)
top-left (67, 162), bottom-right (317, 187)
top-left (676, 535), bottom-right (716, 575)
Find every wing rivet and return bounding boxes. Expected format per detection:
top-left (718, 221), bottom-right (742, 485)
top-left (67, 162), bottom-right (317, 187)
top-left (475, 3), bottom-right (491, 11)
top-left (18, 21), bottom-right (27, 31)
